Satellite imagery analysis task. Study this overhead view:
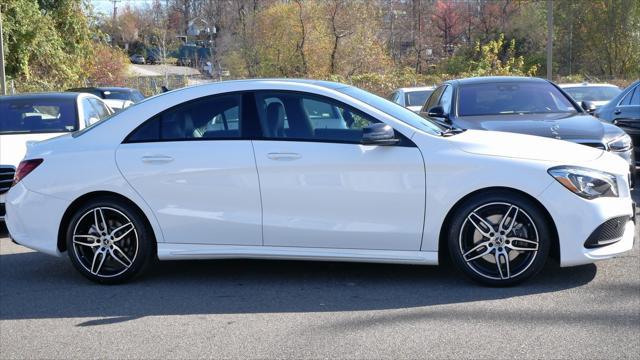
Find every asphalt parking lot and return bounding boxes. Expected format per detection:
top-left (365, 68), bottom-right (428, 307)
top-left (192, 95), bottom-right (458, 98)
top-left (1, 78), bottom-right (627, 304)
top-left (1, 191), bottom-right (638, 359)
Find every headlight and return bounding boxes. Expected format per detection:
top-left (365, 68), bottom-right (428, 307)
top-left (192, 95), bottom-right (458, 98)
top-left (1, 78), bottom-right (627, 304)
top-left (608, 134), bottom-right (632, 152)
top-left (548, 166), bottom-right (618, 199)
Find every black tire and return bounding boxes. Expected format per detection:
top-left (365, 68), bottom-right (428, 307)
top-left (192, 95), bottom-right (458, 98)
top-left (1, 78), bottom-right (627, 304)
top-left (65, 197), bottom-right (154, 284)
top-left (447, 190), bottom-right (551, 286)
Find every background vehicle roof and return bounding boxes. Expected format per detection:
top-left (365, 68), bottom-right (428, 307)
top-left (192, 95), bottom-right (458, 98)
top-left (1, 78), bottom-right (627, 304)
top-left (397, 86), bottom-right (436, 92)
top-left (0, 92), bottom-right (82, 101)
top-left (446, 76), bottom-right (549, 86)
top-left (558, 83), bottom-right (620, 88)
top-left (67, 87), bottom-right (139, 92)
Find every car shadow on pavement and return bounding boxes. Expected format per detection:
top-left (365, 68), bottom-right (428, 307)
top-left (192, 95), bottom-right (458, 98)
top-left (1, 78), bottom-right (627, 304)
top-left (0, 235), bottom-right (597, 326)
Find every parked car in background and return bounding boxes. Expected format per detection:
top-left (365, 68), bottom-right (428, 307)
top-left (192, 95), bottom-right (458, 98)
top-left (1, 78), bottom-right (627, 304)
top-left (4, 80), bottom-right (635, 286)
top-left (559, 82), bottom-right (622, 113)
top-left (0, 92), bottom-right (113, 220)
top-left (420, 76), bottom-right (635, 181)
top-left (67, 87), bottom-right (145, 111)
top-left (146, 53), bottom-right (161, 65)
top-left (595, 80), bottom-right (640, 165)
top-left (390, 86), bottom-right (435, 112)
top-left (130, 54), bottom-right (145, 65)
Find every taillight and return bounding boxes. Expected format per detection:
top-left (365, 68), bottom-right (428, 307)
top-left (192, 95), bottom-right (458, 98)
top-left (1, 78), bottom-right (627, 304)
top-left (13, 159), bottom-right (44, 186)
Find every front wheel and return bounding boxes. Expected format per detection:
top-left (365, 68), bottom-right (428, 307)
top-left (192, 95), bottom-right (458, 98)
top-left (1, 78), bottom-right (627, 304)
top-left (66, 198), bottom-right (154, 284)
top-left (447, 191), bottom-right (551, 286)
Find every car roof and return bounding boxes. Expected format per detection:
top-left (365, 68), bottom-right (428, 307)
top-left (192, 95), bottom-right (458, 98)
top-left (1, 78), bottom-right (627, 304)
top-left (158, 79), bottom-right (352, 98)
top-left (445, 76), bottom-right (550, 86)
top-left (68, 87), bottom-right (138, 92)
top-left (0, 92), bottom-right (81, 101)
top-left (558, 83), bottom-right (620, 88)
top-left (397, 86), bottom-right (436, 92)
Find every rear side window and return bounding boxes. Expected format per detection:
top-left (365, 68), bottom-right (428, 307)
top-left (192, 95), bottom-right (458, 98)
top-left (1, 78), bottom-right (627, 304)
top-left (125, 94), bottom-right (243, 142)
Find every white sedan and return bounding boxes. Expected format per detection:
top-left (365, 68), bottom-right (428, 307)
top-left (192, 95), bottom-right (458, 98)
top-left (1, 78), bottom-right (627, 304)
top-left (4, 80), bottom-right (635, 286)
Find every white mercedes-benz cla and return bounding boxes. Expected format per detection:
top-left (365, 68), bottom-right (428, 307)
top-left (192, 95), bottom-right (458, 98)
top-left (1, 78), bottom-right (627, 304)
top-left (5, 79), bottom-right (635, 285)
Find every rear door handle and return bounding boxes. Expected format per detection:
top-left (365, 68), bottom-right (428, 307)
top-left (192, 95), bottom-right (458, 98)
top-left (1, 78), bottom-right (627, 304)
top-left (142, 155), bottom-right (174, 163)
top-left (267, 152), bottom-right (302, 161)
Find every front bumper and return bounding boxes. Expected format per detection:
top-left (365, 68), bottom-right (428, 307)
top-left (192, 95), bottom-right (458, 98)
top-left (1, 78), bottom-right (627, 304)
top-left (5, 182), bottom-right (69, 256)
top-left (540, 178), bottom-right (635, 267)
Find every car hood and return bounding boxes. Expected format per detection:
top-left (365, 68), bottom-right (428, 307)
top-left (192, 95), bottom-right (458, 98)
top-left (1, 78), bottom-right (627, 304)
top-left (455, 113), bottom-right (604, 141)
top-left (0, 133), bottom-right (67, 167)
top-left (450, 129), bottom-right (604, 163)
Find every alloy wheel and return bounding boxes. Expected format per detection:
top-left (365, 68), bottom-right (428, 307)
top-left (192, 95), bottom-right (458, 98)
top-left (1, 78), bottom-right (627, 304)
top-left (458, 202), bottom-right (539, 281)
top-left (72, 207), bottom-right (139, 278)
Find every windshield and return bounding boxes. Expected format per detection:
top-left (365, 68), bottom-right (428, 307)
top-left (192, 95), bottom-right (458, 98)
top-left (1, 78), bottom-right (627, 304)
top-left (0, 98), bottom-right (78, 134)
top-left (458, 82), bottom-right (578, 116)
top-left (563, 86), bottom-right (622, 102)
top-left (337, 86), bottom-right (444, 135)
top-left (405, 90), bottom-right (433, 107)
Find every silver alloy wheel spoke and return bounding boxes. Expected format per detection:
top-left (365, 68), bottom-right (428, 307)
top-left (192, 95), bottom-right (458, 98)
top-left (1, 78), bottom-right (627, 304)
top-left (91, 249), bottom-right (107, 275)
top-left (467, 212), bottom-right (495, 238)
top-left (94, 208), bottom-right (108, 234)
top-left (506, 237), bottom-right (539, 251)
top-left (111, 245), bottom-right (133, 267)
top-left (73, 235), bottom-right (100, 247)
top-left (498, 205), bottom-right (519, 234)
top-left (111, 222), bottom-right (134, 242)
top-left (495, 251), bottom-right (510, 279)
top-left (463, 241), bottom-right (493, 262)
top-left (109, 248), bottom-right (132, 268)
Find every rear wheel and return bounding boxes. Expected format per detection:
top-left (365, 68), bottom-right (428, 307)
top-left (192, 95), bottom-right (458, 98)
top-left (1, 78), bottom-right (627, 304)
top-left (447, 191), bottom-right (551, 286)
top-left (66, 198), bottom-right (154, 284)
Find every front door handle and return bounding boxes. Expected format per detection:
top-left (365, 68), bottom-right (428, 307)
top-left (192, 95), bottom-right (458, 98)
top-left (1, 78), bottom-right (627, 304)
top-left (267, 152), bottom-right (302, 161)
top-left (614, 109), bottom-right (622, 115)
top-left (142, 155), bottom-right (174, 163)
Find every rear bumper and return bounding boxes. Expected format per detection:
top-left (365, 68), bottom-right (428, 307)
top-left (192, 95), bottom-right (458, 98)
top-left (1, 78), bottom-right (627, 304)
top-left (5, 183), bottom-right (68, 257)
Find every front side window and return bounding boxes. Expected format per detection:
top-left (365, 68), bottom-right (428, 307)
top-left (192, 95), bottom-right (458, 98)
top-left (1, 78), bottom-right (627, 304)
top-left (457, 82), bottom-right (578, 116)
top-left (126, 94), bottom-right (242, 142)
top-left (0, 98), bottom-right (78, 134)
top-left (255, 92), bottom-right (378, 143)
top-left (438, 86), bottom-right (453, 114)
top-left (422, 86), bottom-right (445, 113)
top-left (622, 86), bottom-right (640, 106)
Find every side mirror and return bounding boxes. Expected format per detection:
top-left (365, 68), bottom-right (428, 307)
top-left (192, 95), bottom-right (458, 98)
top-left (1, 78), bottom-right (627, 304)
top-left (361, 123), bottom-right (399, 146)
top-left (581, 100), bottom-right (597, 114)
top-left (427, 105), bottom-right (450, 122)
top-left (88, 117), bottom-right (100, 125)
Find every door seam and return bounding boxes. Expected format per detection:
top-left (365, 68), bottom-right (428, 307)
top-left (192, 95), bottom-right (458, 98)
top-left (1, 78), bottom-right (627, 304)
top-left (250, 140), bottom-right (265, 246)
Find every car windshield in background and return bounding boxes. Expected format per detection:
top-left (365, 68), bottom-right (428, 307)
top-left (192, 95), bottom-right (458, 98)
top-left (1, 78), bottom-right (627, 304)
top-left (563, 86), bottom-right (622, 102)
top-left (338, 86), bottom-right (444, 135)
top-left (458, 82), bottom-right (578, 116)
top-left (0, 99), bottom-right (78, 134)
top-left (405, 90), bottom-right (433, 107)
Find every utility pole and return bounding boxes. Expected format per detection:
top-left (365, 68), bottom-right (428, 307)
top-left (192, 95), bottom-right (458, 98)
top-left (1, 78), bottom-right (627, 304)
top-left (0, 6), bottom-right (6, 96)
top-left (546, 0), bottom-right (553, 80)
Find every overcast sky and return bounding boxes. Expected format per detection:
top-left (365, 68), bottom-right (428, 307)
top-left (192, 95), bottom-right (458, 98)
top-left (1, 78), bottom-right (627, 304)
top-left (90, 0), bottom-right (153, 16)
